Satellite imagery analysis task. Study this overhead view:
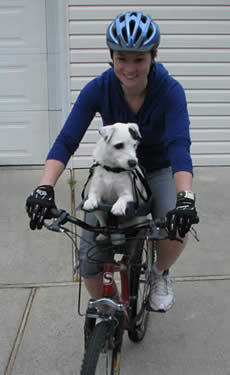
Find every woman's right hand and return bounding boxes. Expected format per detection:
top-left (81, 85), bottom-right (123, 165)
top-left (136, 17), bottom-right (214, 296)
top-left (26, 185), bottom-right (56, 230)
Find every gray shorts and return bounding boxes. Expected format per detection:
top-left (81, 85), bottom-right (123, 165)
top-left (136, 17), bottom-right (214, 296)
top-left (78, 167), bottom-right (176, 278)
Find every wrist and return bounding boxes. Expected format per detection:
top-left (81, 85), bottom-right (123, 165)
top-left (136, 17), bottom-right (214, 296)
top-left (177, 190), bottom-right (195, 202)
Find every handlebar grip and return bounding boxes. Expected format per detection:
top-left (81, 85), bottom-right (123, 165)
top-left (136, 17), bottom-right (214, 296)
top-left (49, 208), bottom-right (66, 218)
top-left (192, 215), bottom-right (199, 224)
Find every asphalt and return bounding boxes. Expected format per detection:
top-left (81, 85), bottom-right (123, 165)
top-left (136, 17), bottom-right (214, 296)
top-left (0, 166), bottom-right (230, 375)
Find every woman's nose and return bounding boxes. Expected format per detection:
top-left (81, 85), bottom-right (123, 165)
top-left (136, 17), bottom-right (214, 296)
top-left (124, 62), bottom-right (136, 72)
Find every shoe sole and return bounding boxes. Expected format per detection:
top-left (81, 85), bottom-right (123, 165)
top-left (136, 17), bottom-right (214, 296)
top-left (147, 297), bottom-right (175, 313)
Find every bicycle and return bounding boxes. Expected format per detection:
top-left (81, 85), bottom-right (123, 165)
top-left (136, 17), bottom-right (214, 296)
top-left (45, 201), bottom-right (198, 375)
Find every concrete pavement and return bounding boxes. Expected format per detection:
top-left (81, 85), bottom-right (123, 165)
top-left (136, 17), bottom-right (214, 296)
top-left (0, 166), bottom-right (230, 375)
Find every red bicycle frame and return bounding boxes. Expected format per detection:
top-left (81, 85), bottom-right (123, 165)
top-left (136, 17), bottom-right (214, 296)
top-left (102, 254), bottom-right (131, 328)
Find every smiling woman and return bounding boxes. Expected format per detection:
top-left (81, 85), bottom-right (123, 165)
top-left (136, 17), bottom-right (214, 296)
top-left (113, 51), bottom-right (153, 113)
top-left (26, 10), bottom-right (198, 317)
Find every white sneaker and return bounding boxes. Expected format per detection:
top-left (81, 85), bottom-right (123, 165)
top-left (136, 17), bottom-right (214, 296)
top-left (149, 269), bottom-right (175, 312)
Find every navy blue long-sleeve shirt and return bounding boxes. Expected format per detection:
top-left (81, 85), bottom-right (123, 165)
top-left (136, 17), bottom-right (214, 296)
top-left (48, 63), bottom-right (192, 174)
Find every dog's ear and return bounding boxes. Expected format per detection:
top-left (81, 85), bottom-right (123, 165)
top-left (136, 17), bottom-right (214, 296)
top-left (99, 126), bottom-right (115, 143)
top-left (128, 123), bottom-right (142, 141)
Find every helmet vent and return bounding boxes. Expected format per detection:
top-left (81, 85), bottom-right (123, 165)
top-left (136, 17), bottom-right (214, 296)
top-left (113, 26), bottom-right (117, 38)
top-left (136, 28), bottom-right (142, 42)
top-left (141, 15), bottom-right (147, 23)
top-left (130, 20), bottom-right (135, 34)
top-left (146, 28), bottom-right (153, 39)
top-left (120, 15), bottom-right (125, 22)
top-left (122, 28), bottom-right (128, 42)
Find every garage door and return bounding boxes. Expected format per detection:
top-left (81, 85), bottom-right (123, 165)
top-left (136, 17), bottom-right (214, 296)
top-left (68, 0), bottom-right (230, 168)
top-left (0, 0), bottom-right (49, 165)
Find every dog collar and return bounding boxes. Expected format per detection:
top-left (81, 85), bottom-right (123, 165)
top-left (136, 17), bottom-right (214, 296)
top-left (94, 162), bottom-right (128, 173)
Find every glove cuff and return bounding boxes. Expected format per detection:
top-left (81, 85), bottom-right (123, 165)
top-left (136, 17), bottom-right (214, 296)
top-left (38, 184), bottom-right (54, 191)
top-left (37, 185), bottom-right (55, 197)
top-left (177, 190), bottom-right (195, 202)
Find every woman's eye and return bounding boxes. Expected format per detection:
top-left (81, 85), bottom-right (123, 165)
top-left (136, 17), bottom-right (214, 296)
top-left (114, 143), bottom-right (124, 150)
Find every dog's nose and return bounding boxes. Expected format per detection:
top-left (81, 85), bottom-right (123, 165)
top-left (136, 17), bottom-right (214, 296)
top-left (128, 159), bottom-right (137, 168)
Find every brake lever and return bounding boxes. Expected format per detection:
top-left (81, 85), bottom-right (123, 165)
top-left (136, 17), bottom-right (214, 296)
top-left (45, 210), bottom-right (69, 232)
top-left (189, 226), bottom-right (200, 242)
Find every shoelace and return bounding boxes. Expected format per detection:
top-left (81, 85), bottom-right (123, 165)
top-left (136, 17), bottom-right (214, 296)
top-left (151, 274), bottom-right (173, 296)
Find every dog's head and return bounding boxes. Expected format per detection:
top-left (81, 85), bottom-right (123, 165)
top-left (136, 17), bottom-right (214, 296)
top-left (94, 123), bottom-right (141, 170)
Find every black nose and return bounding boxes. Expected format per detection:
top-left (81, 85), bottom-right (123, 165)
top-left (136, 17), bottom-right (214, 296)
top-left (128, 159), bottom-right (137, 168)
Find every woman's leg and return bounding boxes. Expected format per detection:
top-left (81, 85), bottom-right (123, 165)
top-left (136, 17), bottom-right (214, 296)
top-left (79, 212), bottom-right (105, 298)
top-left (84, 275), bottom-right (104, 299)
top-left (147, 167), bottom-right (186, 311)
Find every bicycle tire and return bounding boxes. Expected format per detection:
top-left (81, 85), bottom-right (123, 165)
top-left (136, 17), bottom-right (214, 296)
top-left (128, 234), bottom-right (153, 342)
top-left (80, 321), bottom-right (120, 375)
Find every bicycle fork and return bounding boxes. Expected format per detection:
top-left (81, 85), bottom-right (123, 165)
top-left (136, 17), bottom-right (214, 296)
top-left (84, 261), bottom-right (128, 374)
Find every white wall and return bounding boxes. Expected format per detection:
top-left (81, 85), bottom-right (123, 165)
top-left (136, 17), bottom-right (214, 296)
top-left (68, 0), bottom-right (230, 168)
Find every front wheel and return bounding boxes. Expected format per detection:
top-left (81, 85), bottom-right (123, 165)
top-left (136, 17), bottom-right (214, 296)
top-left (128, 234), bottom-right (153, 342)
top-left (80, 321), bottom-right (121, 375)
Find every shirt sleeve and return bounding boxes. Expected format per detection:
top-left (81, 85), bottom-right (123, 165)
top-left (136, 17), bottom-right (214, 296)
top-left (47, 79), bottom-right (100, 165)
top-left (164, 82), bottom-right (193, 174)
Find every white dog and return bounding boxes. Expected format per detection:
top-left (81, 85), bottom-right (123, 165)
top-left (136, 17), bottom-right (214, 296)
top-left (82, 122), bottom-right (150, 230)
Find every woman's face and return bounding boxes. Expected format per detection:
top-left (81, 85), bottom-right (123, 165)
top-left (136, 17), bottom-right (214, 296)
top-left (113, 51), bottom-right (153, 91)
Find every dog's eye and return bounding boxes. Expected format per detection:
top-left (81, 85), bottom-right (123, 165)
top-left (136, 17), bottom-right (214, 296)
top-left (114, 143), bottom-right (124, 150)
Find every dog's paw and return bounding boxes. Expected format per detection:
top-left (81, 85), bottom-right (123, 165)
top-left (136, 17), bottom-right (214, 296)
top-left (111, 200), bottom-right (127, 216)
top-left (83, 198), bottom-right (98, 211)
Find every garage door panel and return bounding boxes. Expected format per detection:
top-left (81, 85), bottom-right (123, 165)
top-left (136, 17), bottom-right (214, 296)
top-left (70, 20), bottom-right (230, 35)
top-left (71, 156), bottom-right (92, 169)
top-left (191, 142), bottom-right (230, 154)
top-left (191, 129), bottom-right (230, 142)
top-left (71, 63), bottom-right (230, 77)
top-left (71, 89), bottom-right (230, 105)
top-left (70, 76), bottom-right (230, 91)
top-left (188, 104), bottom-right (230, 116)
top-left (81, 127), bottom-right (230, 144)
top-left (71, 49), bottom-right (230, 64)
top-left (77, 138), bottom-right (230, 155)
top-left (186, 90), bottom-right (230, 103)
top-left (83, 128), bottom-right (230, 143)
top-left (70, 34), bottom-right (230, 50)
top-left (70, 0), bottom-right (230, 5)
top-left (190, 117), bottom-right (230, 129)
top-left (0, 111), bottom-right (49, 164)
top-left (69, 5), bottom-right (230, 20)
top-left (69, 2), bottom-right (230, 168)
top-left (0, 55), bottom-right (48, 111)
top-left (0, 0), bottom-right (46, 54)
top-left (192, 154), bottom-right (230, 166)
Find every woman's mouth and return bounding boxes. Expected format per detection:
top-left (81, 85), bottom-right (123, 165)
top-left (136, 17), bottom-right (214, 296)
top-left (123, 74), bottom-right (138, 81)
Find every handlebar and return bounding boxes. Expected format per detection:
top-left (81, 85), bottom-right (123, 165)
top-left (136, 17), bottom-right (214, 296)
top-left (45, 207), bottom-right (167, 237)
top-left (45, 203), bottom-right (199, 242)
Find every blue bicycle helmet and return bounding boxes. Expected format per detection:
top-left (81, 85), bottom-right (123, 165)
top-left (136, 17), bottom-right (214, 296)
top-left (106, 11), bottom-right (160, 52)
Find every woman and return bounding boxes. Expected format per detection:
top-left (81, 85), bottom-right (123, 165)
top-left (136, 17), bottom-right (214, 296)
top-left (26, 11), bottom-right (198, 312)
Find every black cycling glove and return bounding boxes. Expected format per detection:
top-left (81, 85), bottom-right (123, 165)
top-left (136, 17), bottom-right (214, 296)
top-left (166, 191), bottom-right (199, 238)
top-left (26, 185), bottom-right (56, 230)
